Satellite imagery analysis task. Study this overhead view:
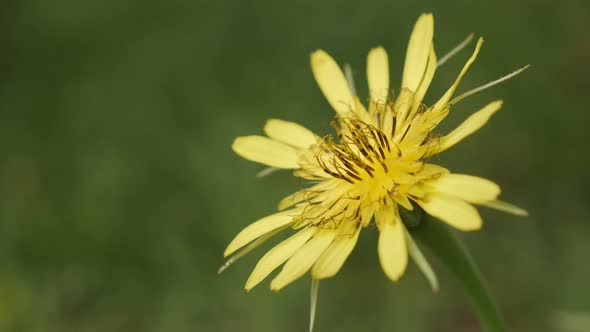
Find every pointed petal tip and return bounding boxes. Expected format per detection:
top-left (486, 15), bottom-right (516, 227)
top-left (369, 46), bottom-right (386, 54)
top-left (309, 48), bottom-right (356, 116)
top-left (377, 216), bottom-right (408, 282)
top-left (270, 281), bottom-right (282, 292)
top-left (419, 195), bottom-right (483, 232)
top-left (419, 12), bottom-right (434, 21)
top-left (367, 46), bottom-right (387, 63)
top-left (456, 213), bottom-right (483, 232)
top-left (223, 246), bottom-right (232, 258)
top-left (402, 12), bottom-right (435, 93)
top-left (230, 137), bottom-right (241, 152)
top-left (465, 222), bottom-right (483, 232)
top-left (490, 99), bottom-right (504, 108)
top-left (310, 50), bottom-right (330, 68)
top-left (367, 46), bottom-right (390, 102)
top-left (310, 49), bottom-right (328, 60)
top-left (387, 273), bottom-right (404, 282)
top-left (263, 118), bottom-right (278, 128)
top-left (244, 279), bottom-right (256, 292)
top-left (416, 13), bottom-right (434, 30)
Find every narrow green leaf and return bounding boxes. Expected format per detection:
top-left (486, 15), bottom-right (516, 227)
top-left (403, 225), bottom-right (439, 292)
top-left (410, 213), bottom-right (507, 332)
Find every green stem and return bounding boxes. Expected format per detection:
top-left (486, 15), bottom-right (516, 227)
top-left (410, 214), bottom-right (507, 332)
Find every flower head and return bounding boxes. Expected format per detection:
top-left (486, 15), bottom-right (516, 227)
top-left (223, 13), bottom-right (526, 294)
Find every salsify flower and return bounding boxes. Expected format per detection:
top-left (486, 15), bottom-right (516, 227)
top-left (221, 13), bottom-right (527, 330)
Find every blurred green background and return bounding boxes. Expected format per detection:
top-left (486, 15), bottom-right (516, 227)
top-left (1, 0), bottom-right (589, 331)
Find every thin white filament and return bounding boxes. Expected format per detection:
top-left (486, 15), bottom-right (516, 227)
top-left (437, 33), bottom-right (475, 68)
top-left (256, 167), bottom-right (280, 178)
top-left (309, 278), bottom-right (320, 332)
top-left (480, 200), bottom-right (528, 216)
top-left (450, 65), bottom-right (530, 105)
top-left (344, 63), bottom-right (357, 97)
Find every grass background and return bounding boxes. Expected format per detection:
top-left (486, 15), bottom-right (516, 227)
top-left (1, 0), bottom-right (589, 331)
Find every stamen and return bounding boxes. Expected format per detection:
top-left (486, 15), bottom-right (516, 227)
top-left (376, 130), bottom-right (390, 152)
top-left (390, 116), bottom-right (397, 138)
top-left (450, 65), bottom-right (530, 105)
top-left (319, 118), bottom-right (392, 182)
top-left (363, 165), bottom-right (374, 178)
top-left (437, 33), bottom-right (475, 68)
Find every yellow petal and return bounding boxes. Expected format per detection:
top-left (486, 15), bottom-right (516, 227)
top-left (224, 209), bottom-right (299, 257)
top-left (353, 96), bottom-right (374, 124)
top-left (480, 200), bottom-right (528, 216)
top-left (402, 13), bottom-right (434, 92)
top-left (233, 135), bottom-right (300, 169)
top-left (264, 119), bottom-right (319, 149)
top-left (436, 100), bottom-right (502, 153)
top-left (407, 185), bottom-right (425, 198)
top-left (218, 224), bottom-right (289, 274)
top-left (310, 50), bottom-right (354, 116)
top-left (311, 221), bottom-right (361, 279)
top-left (360, 205), bottom-right (374, 227)
top-left (376, 206), bottom-right (407, 282)
top-left (278, 181), bottom-right (337, 211)
top-left (417, 194), bottom-right (482, 231)
top-left (367, 47), bottom-right (390, 102)
top-left (278, 190), bottom-right (307, 211)
top-left (425, 174), bottom-right (501, 203)
top-left (416, 163), bottom-right (449, 180)
top-left (245, 227), bottom-right (317, 291)
top-left (412, 47), bottom-right (437, 113)
top-left (431, 37), bottom-right (484, 113)
top-left (271, 229), bottom-right (337, 291)
top-left (394, 193), bottom-right (414, 211)
top-left (393, 88), bottom-right (415, 135)
top-left (380, 103), bottom-right (395, 139)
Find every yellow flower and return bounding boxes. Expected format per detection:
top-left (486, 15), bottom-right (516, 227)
top-left (223, 13), bottom-right (527, 294)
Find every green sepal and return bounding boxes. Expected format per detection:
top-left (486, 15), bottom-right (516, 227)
top-left (410, 213), bottom-right (507, 332)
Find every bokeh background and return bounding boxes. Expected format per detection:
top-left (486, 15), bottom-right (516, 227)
top-left (1, 0), bottom-right (589, 331)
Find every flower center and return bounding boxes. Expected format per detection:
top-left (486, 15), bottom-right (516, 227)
top-left (318, 118), bottom-right (392, 183)
top-left (317, 117), bottom-right (423, 203)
